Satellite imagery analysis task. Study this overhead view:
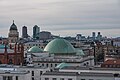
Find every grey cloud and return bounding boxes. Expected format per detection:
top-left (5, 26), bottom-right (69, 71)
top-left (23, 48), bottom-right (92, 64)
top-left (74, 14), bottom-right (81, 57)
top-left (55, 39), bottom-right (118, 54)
top-left (0, 0), bottom-right (120, 37)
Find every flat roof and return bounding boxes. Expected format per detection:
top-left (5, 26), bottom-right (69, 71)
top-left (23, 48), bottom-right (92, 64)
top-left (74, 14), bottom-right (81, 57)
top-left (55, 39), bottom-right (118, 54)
top-left (42, 71), bottom-right (78, 76)
top-left (0, 70), bottom-right (29, 74)
top-left (0, 64), bottom-right (49, 70)
top-left (80, 72), bottom-right (114, 77)
top-left (61, 66), bottom-right (120, 71)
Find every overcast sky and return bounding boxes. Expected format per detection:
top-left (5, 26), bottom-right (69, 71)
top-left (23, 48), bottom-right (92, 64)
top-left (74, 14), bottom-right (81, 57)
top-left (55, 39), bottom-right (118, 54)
top-left (0, 0), bottom-right (120, 37)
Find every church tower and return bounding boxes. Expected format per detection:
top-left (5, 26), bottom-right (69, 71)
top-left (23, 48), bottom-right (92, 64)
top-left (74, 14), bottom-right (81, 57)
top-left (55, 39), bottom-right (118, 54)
top-left (8, 20), bottom-right (19, 43)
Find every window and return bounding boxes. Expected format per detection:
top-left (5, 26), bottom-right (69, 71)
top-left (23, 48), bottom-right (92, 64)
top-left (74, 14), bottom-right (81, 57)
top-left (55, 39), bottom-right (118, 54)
top-left (55, 64), bottom-right (57, 66)
top-left (68, 78), bottom-right (72, 80)
top-left (105, 65), bottom-right (108, 67)
top-left (32, 77), bottom-right (34, 80)
top-left (3, 76), bottom-right (6, 80)
top-left (40, 71), bottom-right (42, 75)
top-left (32, 71), bottom-right (34, 76)
top-left (8, 76), bottom-right (12, 80)
top-left (60, 78), bottom-right (64, 80)
top-left (42, 64), bottom-right (44, 66)
top-left (53, 78), bottom-right (57, 80)
top-left (16, 76), bottom-right (18, 80)
top-left (46, 64), bottom-right (48, 67)
top-left (45, 78), bottom-right (49, 80)
top-left (51, 64), bottom-right (52, 67)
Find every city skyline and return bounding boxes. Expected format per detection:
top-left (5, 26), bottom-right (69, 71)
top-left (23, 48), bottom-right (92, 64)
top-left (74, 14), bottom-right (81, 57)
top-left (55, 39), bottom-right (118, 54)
top-left (0, 0), bottom-right (120, 37)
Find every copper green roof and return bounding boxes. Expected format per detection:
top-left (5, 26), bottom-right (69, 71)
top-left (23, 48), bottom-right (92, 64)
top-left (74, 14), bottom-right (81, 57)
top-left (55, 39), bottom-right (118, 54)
top-left (76, 48), bottom-right (85, 56)
top-left (44, 38), bottom-right (76, 54)
top-left (55, 63), bottom-right (70, 69)
top-left (0, 44), bottom-right (8, 49)
top-left (28, 46), bottom-right (43, 53)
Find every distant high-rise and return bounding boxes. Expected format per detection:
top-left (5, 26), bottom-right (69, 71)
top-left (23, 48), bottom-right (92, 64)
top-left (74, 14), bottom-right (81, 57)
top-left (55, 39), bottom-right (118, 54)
top-left (97, 32), bottom-right (102, 41)
top-left (33, 25), bottom-right (40, 39)
top-left (22, 26), bottom-right (28, 38)
top-left (92, 32), bottom-right (96, 40)
top-left (98, 32), bottom-right (101, 35)
top-left (76, 34), bottom-right (82, 41)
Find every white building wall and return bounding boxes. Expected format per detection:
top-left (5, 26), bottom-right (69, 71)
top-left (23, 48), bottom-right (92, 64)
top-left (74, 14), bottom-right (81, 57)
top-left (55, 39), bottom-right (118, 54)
top-left (115, 78), bottom-right (120, 80)
top-left (0, 73), bottom-right (31, 80)
top-left (78, 76), bottom-right (114, 80)
top-left (41, 75), bottom-right (77, 80)
top-left (18, 67), bottom-right (50, 80)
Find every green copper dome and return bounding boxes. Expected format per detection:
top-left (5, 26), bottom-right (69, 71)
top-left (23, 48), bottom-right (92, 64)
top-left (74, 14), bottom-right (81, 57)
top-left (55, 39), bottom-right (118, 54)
top-left (44, 38), bottom-right (76, 55)
top-left (28, 46), bottom-right (43, 53)
top-left (55, 63), bottom-right (70, 69)
top-left (0, 44), bottom-right (8, 49)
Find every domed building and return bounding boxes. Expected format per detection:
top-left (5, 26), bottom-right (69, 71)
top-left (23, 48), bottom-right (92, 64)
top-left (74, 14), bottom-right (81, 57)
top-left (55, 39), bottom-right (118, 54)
top-left (8, 20), bottom-right (19, 43)
top-left (25, 46), bottom-right (49, 65)
top-left (44, 38), bottom-right (76, 55)
top-left (44, 38), bottom-right (84, 56)
top-left (27, 38), bottom-right (94, 69)
top-left (28, 46), bottom-right (44, 53)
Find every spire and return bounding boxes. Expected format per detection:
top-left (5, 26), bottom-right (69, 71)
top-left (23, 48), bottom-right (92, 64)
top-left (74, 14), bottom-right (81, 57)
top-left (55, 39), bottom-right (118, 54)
top-left (13, 20), bottom-right (14, 23)
top-left (10, 20), bottom-right (17, 30)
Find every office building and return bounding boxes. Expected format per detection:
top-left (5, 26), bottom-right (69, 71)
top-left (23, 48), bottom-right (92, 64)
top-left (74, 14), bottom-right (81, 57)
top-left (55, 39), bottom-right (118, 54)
top-left (92, 32), bottom-right (96, 40)
top-left (38, 31), bottom-right (51, 40)
top-left (33, 25), bottom-right (40, 39)
top-left (22, 26), bottom-right (28, 38)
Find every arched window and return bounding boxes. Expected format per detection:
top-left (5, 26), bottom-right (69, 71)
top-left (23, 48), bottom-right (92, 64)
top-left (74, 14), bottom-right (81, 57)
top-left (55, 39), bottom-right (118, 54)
top-left (8, 59), bottom-right (13, 64)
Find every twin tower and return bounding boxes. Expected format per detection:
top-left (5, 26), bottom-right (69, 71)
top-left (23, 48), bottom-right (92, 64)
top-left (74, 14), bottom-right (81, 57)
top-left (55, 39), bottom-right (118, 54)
top-left (8, 20), bottom-right (40, 43)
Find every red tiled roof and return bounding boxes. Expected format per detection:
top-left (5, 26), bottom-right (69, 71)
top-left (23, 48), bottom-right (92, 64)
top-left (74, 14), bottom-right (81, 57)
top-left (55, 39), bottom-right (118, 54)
top-left (103, 59), bottom-right (120, 65)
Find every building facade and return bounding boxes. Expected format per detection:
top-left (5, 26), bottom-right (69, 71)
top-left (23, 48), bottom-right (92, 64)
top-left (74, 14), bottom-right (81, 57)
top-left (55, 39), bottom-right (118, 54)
top-left (8, 20), bottom-right (19, 43)
top-left (0, 44), bottom-right (24, 65)
top-left (38, 31), bottom-right (51, 40)
top-left (25, 39), bottom-right (94, 70)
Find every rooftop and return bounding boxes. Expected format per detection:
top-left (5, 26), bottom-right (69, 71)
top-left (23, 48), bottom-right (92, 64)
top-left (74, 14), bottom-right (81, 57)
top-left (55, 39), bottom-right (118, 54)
top-left (60, 66), bottom-right (120, 71)
top-left (28, 46), bottom-right (43, 53)
top-left (44, 38), bottom-right (76, 54)
top-left (102, 59), bottom-right (120, 65)
top-left (80, 72), bottom-right (114, 77)
top-left (10, 20), bottom-right (17, 31)
top-left (42, 71), bottom-right (78, 76)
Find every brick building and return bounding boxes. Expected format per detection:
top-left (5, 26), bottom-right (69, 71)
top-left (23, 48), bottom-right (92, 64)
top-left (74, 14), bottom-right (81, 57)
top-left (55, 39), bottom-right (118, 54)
top-left (0, 43), bottom-right (24, 65)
